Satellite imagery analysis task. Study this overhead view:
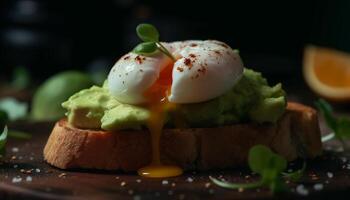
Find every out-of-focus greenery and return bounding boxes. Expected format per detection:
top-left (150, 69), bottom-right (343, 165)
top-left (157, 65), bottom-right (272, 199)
top-left (31, 71), bottom-right (94, 121)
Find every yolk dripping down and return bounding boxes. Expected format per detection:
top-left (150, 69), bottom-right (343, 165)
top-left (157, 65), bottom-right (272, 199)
top-left (137, 63), bottom-right (183, 178)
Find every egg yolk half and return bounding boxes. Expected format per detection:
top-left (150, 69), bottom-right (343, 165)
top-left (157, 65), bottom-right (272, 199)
top-left (137, 63), bottom-right (183, 178)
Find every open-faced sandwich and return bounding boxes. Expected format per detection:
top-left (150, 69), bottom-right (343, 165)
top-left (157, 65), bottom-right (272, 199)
top-left (44, 24), bottom-right (322, 178)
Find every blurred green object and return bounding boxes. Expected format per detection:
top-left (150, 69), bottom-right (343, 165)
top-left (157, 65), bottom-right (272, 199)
top-left (11, 67), bottom-right (31, 90)
top-left (0, 98), bottom-right (28, 121)
top-left (31, 71), bottom-right (94, 121)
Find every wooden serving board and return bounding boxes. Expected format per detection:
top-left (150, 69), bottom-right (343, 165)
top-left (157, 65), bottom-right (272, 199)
top-left (1, 122), bottom-right (350, 200)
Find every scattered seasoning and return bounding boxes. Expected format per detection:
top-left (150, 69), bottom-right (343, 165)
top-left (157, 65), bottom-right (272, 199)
top-left (12, 176), bottom-right (22, 183)
top-left (125, 73), bottom-right (128, 76)
top-left (139, 69), bottom-right (144, 72)
top-left (327, 172), bottom-right (333, 178)
top-left (176, 67), bottom-right (184, 72)
top-left (115, 176), bottom-right (120, 179)
top-left (128, 189), bottom-right (134, 195)
top-left (296, 185), bottom-right (309, 196)
top-left (184, 58), bottom-right (192, 68)
top-left (26, 176), bottom-right (33, 182)
top-left (13, 164), bottom-right (18, 169)
top-left (214, 50), bottom-right (221, 55)
top-left (190, 43), bottom-right (198, 47)
top-left (11, 147), bottom-right (19, 153)
top-left (238, 188), bottom-right (244, 193)
top-left (29, 157), bottom-right (34, 161)
top-left (136, 179), bottom-right (141, 183)
top-left (197, 66), bottom-right (207, 74)
top-left (314, 183), bottom-right (324, 191)
top-left (58, 173), bottom-right (67, 178)
top-left (135, 55), bottom-right (143, 64)
top-left (35, 168), bottom-right (41, 173)
top-left (189, 54), bottom-right (196, 58)
top-left (123, 56), bottom-right (130, 60)
top-left (162, 180), bottom-right (169, 185)
top-left (186, 177), bottom-right (194, 183)
top-left (120, 181), bottom-right (126, 187)
top-left (171, 182), bottom-right (176, 187)
top-left (11, 156), bottom-right (17, 160)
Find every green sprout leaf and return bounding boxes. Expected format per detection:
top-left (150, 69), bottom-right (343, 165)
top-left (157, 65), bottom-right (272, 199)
top-left (133, 42), bottom-right (158, 55)
top-left (0, 126), bottom-right (8, 156)
top-left (211, 145), bottom-right (305, 194)
top-left (134, 23), bottom-right (175, 61)
top-left (316, 99), bottom-right (350, 146)
top-left (249, 145), bottom-right (273, 174)
top-left (136, 23), bottom-right (159, 42)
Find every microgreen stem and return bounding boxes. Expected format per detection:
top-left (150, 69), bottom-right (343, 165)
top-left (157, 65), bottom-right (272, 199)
top-left (209, 176), bottom-right (263, 189)
top-left (156, 42), bottom-right (176, 61)
top-left (321, 132), bottom-right (335, 143)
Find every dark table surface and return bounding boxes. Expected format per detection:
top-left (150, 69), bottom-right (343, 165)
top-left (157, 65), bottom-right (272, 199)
top-left (0, 118), bottom-right (350, 200)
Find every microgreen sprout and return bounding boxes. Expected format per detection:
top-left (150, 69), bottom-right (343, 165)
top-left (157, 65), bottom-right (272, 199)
top-left (316, 99), bottom-right (350, 148)
top-left (0, 126), bottom-right (8, 157)
top-left (133, 23), bottom-right (175, 61)
top-left (210, 145), bottom-right (306, 194)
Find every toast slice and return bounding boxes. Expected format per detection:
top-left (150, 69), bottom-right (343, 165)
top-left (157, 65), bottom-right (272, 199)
top-left (43, 102), bottom-right (322, 171)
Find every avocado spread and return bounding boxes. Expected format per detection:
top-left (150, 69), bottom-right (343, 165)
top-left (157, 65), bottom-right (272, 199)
top-left (62, 68), bottom-right (286, 131)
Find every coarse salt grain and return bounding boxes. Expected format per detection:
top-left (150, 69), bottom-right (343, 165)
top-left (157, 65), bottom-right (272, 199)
top-left (120, 181), bottom-right (126, 186)
top-left (11, 147), bottom-right (19, 153)
top-left (133, 195), bottom-right (141, 200)
top-left (162, 180), bottom-right (169, 185)
top-left (26, 176), bottom-right (32, 182)
top-left (35, 168), bottom-right (41, 173)
top-left (314, 183), bottom-right (324, 191)
top-left (186, 177), bottom-right (194, 183)
top-left (12, 177), bottom-right (22, 183)
top-left (136, 179), bottom-right (141, 183)
top-left (327, 172), bottom-right (333, 178)
top-left (296, 185), bottom-right (309, 196)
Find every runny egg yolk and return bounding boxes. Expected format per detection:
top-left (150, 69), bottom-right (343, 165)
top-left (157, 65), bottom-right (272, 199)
top-left (137, 63), bottom-right (183, 178)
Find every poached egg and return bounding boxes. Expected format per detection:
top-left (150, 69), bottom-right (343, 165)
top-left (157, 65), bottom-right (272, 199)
top-left (107, 40), bottom-right (244, 178)
top-left (108, 40), bottom-right (244, 104)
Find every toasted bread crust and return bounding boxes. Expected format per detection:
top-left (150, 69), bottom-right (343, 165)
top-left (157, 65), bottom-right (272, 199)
top-left (43, 102), bottom-right (322, 171)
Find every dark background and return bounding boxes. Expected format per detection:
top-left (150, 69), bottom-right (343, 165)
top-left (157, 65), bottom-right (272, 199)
top-left (0, 0), bottom-right (349, 83)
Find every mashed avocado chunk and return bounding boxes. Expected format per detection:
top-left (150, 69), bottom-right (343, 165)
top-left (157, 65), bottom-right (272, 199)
top-left (62, 68), bottom-right (286, 131)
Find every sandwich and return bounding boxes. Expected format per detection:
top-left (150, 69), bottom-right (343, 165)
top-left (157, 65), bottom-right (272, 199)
top-left (43, 24), bottom-right (322, 178)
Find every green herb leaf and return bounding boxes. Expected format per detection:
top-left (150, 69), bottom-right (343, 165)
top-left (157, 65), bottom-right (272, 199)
top-left (315, 99), bottom-right (337, 130)
top-left (133, 42), bottom-right (158, 55)
top-left (12, 66), bottom-right (31, 90)
top-left (0, 126), bottom-right (8, 156)
top-left (136, 23), bottom-right (159, 42)
top-left (211, 145), bottom-right (303, 194)
top-left (248, 145), bottom-right (273, 174)
top-left (0, 98), bottom-right (28, 121)
top-left (316, 99), bottom-right (350, 145)
top-left (133, 23), bottom-right (175, 61)
top-left (283, 161), bottom-right (306, 182)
